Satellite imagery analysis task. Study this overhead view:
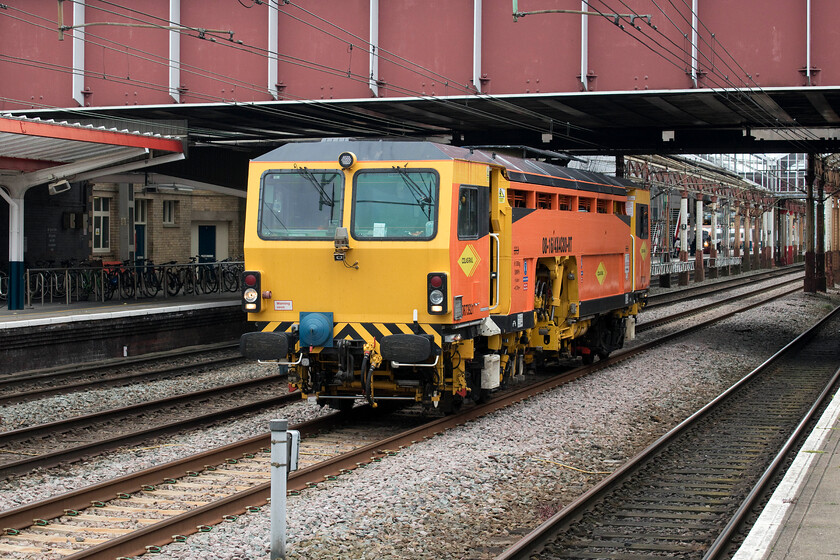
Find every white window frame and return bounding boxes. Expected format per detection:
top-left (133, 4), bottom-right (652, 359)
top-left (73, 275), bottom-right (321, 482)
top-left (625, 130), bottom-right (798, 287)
top-left (134, 198), bottom-right (148, 225)
top-left (92, 196), bottom-right (111, 253)
top-left (163, 199), bottom-right (176, 225)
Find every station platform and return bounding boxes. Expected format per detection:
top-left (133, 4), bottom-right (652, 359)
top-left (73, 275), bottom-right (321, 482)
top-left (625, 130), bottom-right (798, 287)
top-left (0, 294), bottom-right (248, 375)
top-left (0, 292), bottom-right (240, 330)
top-left (733, 384), bottom-right (840, 560)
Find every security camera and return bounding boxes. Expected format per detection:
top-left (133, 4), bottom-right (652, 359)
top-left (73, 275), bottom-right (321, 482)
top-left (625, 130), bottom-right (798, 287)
top-left (48, 179), bottom-right (71, 196)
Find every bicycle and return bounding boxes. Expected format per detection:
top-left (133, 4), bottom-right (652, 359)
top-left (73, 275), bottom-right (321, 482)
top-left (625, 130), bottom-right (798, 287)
top-left (162, 261), bottom-right (182, 296)
top-left (115, 261), bottom-right (134, 299)
top-left (220, 258), bottom-right (243, 292)
top-left (136, 259), bottom-right (161, 298)
top-left (101, 263), bottom-right (121, 301)
top-left (72, 260), bottom-right (101, 301)
top-left (196, 256), bottom-right (219, 294)
top-left (182, 258), bottom-right (199, 295)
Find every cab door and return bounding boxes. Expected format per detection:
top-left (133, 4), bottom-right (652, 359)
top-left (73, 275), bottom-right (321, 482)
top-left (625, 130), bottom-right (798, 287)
top-left (452, 184), bottom-right (491, 322)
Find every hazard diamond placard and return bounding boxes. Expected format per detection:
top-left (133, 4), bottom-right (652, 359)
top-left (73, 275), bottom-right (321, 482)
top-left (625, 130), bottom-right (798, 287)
top-left (595, 261), bottom-right (607, 285)
top-left (458, 244), bottom-right (481, 277)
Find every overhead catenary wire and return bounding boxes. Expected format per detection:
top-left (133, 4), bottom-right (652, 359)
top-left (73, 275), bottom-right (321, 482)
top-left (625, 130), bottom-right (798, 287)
top-left (277, 1), bottom-right (593, 137)
top-left (0, 7), bottom-right (416, 139)
top-left (0, 4), bottom-right (462, 139)
top-left (630, 0), bottom-right (821, 150)
top-left (98, 0), bottom-right (601, 144)
top-left (661, 0), bottom-right (822, 145)
top-left (582, 0), bottom-right (820, 153)
top-left (54, 0), bottom-right (596, 145)
top-left (0, 0), bottom-right (822, 156)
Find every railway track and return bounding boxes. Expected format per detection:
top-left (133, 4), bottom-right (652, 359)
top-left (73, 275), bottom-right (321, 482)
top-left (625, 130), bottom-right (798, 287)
top-left (638, 275), bottom-right (803, 333)
top-left (0, 407), bottom-right (430, 559)
top-left (0, 272), bottom-right (798, 476)
top-left (0, 283), bottom-right (811, 559)
top-left (652, 262), bottom-right (803, 294)
top-left (646, 264), bottom-right (803, 309)
top-left (495, 304), bottom-right (840, 560)
top-left (0, 376), bottom-right (295, 478)
top-left (0, 343), bottom-right (241, 404)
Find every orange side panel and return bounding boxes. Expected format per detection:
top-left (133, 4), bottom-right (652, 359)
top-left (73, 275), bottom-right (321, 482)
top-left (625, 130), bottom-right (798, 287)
top-left (579, 254), bottom-right (625, 300)
top-left (509, 208), bottom-right (634, 310)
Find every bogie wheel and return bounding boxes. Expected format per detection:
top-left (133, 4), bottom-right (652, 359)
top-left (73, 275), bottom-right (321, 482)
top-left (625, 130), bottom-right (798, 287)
top-left (334, 399), bottom-right (356, 413)
top-left (438, 392), bottom-right (463, 415)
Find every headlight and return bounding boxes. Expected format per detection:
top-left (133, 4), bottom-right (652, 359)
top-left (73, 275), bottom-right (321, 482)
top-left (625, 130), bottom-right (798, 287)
top-left (429, 289), bottom-right (444, 305)
top-left (243, 288), bottom-right (259, 303)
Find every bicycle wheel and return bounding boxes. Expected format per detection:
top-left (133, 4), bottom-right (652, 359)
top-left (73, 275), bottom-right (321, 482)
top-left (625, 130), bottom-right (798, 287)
top-left (202, 267), bottom-right (219, 293)
top-left (143, 270), bottom-right (160, 297)
top-left (183, 270), bottom-right (196, 295)
top-left (120, 270), bottom-right (136, 298)
top-left (222, 268), bottom-right (239, 292)
top-left (165, 268), bottom-right (182, 296)
top-left (103, 273), bottom-right (117, 301)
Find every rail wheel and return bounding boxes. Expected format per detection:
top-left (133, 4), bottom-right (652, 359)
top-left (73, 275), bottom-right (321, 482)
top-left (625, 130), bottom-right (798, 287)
top-left (438, 392), bottom-right (463, 415)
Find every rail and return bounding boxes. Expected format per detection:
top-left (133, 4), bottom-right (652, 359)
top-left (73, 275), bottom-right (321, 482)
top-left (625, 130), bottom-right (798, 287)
top-left (495, 303), bottom-right (840, 560)
top-left (19, 259), bottom-right (244, 307)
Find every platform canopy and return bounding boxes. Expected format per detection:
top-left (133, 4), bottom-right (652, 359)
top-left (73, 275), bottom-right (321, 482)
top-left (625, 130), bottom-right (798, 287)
top-left (0, 114), bottom-right (185, 310)
top-left (0, 114), bottom-right (185, 189)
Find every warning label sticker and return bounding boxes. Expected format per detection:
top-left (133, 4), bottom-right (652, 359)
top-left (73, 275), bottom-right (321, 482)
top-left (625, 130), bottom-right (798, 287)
top-left (458, 245), bottom-right (481, 277)
top-left (595, 262), bottom-right (607, 285)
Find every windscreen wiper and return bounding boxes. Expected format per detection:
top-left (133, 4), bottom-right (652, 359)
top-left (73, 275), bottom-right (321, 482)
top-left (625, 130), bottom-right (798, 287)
top-left (392, 166), bottom-right (433, 220)
top-left (299, 168), bottom-right (335, 210)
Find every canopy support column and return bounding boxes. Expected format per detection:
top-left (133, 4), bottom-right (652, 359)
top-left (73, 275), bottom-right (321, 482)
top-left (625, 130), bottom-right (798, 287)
top-left (0, 187), bottom-right (25, 310)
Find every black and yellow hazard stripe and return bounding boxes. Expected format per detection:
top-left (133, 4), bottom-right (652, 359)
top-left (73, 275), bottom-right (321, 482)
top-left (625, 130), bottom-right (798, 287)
top-left (261, 321), bottom-right (442, 349)
top-left (261, 321), bottom-right (295, 334)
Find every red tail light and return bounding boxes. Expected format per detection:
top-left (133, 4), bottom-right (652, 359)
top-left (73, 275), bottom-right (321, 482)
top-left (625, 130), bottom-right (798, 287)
top-left (242, 270), bottom-right (261, 312)
top-left (427, 272), bottom-right (447, 314)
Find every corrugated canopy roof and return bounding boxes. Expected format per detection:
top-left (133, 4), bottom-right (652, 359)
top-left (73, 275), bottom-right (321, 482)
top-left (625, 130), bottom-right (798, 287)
top-left (0, 114), bottom-right (184, 187)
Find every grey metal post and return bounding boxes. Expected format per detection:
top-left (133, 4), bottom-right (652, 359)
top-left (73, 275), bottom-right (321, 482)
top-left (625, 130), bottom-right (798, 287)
top-left (270, 419), bottom-right (288, 560)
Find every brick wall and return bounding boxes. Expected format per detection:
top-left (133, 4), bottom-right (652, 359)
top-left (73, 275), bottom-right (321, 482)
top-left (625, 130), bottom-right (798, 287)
top-left (145, 192), bottom-right (193, 263)
top-left (90, 184), bottom-right (245, 265)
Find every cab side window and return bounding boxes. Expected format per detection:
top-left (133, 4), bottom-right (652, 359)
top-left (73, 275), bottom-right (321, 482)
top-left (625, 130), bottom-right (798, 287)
top-left (458, 186), bottom-right (479, 239)
top-left (637, 203), bottom-right (649, 239)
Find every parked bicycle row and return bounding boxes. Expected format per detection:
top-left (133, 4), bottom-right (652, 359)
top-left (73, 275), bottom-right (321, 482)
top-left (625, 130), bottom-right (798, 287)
top-left (1, 258), bottom-right (244, 305)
